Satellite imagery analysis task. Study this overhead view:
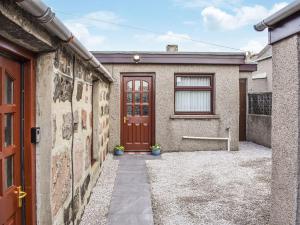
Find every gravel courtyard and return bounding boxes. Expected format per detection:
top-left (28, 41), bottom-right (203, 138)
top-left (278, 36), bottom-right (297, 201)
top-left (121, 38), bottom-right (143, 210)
top-left (146, 142), bottom-right (271, 225)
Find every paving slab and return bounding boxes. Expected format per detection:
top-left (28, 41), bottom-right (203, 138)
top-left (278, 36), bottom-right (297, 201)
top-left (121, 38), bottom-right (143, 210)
top-left (107, 153), bottom-right (158, 225)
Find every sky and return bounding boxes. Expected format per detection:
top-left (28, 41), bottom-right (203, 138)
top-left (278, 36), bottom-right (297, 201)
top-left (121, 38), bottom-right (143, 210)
top-left (43, 0), bottom-right (292, 53)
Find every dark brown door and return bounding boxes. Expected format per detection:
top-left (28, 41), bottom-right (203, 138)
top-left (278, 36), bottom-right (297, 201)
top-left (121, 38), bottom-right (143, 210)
top-left (0, 55), bottom-right (22, 225)
top-left (122, 76), bottom-right (154, 151)
top-left (239, 79), bottom-right (247, 141)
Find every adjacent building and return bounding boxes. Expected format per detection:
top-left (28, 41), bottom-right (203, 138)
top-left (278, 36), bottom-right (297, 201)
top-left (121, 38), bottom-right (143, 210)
top-left (93, 47), bottom-right (256, 152)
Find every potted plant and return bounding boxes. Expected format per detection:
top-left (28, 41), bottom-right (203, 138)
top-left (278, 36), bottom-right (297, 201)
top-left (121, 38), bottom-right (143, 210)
top-left (151, 144), bottom-right (161, 156)
top-left (114, 145), bottom-right (125, 156)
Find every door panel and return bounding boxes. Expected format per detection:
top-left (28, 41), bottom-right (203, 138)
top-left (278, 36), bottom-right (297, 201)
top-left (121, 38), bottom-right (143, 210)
top-left (122, 76), bottom-right (153, 151)
top-left (0, 56), bottom-right (21, 225)
top-left (239, 79), bottom-right (247, 141)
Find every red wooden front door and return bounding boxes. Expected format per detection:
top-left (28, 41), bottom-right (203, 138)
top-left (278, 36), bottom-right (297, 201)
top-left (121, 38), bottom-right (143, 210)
top-left (122, 76), bottom-right (154, 151)
top-left (0, 55), bottom-right (22, 225)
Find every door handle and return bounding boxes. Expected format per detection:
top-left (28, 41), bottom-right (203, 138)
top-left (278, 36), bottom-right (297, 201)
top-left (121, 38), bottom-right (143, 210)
top-left (123, 116), bottom-right (127, 124)
top-left (14, 186), bottom-right (27, 208)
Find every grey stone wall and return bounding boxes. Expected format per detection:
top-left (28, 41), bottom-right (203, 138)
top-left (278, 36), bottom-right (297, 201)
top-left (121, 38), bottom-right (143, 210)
top-left (270, 34), bottom-right (300, 225)
top-left (105, 64), bottom-right (239, 152)
top-left (0, 2), bottom-right (111, 225)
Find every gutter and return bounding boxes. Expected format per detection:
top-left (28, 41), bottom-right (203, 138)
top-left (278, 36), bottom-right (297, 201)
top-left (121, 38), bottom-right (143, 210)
top-left (15, 0), bottom-right (113, 82)
top-left (254, 0), bottom-right (300, 31)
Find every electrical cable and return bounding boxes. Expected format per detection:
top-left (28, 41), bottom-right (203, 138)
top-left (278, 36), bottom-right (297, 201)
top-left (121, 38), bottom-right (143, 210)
top-left (54, 10), bottom-right (244, 52)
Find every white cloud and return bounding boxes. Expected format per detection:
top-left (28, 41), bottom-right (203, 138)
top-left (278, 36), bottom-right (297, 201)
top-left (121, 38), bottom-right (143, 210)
top-left (134, 31), bottom-right (191, 45)
top-left (133, 31), bottom-right (233, 52)
top-left (63, 10), bottom-right (122, 50)
top-left (201, 2), bottom-right (288, 30)
top-left (241, 37), bottom-right (268, 54)
top-left (65, 11), bottom-right (122, 30)
top-left (174, 0), bottom-right (241, 8)
top-left (64, 22), bottom-right (105, 50)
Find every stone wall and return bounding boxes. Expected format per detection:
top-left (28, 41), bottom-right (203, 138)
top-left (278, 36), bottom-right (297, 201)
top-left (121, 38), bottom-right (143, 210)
top-left (105, 64), bottom-right (239, 152)
top-left (0, 1), bottom-right (111, 225)
top-left (36, 47), bottom-right (110, 225)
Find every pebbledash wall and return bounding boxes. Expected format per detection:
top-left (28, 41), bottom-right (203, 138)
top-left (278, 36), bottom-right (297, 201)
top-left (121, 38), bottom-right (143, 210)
top-left (0, 1), bottom-right (110, 225)
top-left (102, 63), bottom-right (240, 152)
top-left (36, 48), bottom-right (110, 225)
top-left (247, 46), bottom-right (272, 147)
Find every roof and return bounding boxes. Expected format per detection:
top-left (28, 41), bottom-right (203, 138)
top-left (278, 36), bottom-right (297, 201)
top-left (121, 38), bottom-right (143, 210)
top-left (92, 51), bottom-right (246, 65)
top-left (250, 45), bottom-right (272, 62)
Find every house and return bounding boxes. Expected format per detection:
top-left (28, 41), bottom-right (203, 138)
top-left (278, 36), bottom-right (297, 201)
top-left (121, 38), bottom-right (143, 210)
top-left (254, 1), bottom-right (300, 225)
top-left (246, 45), bottom-right (272, 147)
top-left (93, 46), bottom-right (257, 152)
top-left (0, 0), bottom-right (111, 225)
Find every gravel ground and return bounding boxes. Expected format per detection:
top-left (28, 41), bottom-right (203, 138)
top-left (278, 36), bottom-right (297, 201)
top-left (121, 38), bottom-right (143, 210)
top-left (146, 142), bottom-right (271, 225)
top-left (80, 154), bottom-right (119, 225)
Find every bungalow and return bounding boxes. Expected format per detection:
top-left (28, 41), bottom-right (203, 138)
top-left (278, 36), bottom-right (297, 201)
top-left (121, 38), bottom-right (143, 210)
top-left (93, 46), bottom-right (256, 152)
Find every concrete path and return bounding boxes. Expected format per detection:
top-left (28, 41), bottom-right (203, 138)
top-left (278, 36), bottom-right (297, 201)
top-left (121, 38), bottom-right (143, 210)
top-left (107, 154), bottom-right (158, 225)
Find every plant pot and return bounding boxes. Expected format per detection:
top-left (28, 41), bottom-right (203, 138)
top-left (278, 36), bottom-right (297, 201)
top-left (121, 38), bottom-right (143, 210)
top-left (114, 149), bottom-right (124, 156)
top-left (151, 148), bottom-right (161, 156)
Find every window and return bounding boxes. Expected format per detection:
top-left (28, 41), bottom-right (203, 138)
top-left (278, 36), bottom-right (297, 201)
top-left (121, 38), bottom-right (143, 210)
top-left (175, 74), bottom-right (214, 114)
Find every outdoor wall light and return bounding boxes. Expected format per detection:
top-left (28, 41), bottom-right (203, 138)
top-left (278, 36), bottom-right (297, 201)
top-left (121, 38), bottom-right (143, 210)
top-left (133, 54), bottom-right (141, 63)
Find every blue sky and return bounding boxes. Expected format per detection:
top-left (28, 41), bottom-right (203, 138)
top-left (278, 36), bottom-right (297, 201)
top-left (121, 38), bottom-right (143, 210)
top-left (44, 0), bottom-right (292, 53)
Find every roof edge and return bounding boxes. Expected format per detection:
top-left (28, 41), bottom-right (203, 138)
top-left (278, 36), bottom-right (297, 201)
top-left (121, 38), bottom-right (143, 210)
top-left (254, 0), bottom-right (300, 31)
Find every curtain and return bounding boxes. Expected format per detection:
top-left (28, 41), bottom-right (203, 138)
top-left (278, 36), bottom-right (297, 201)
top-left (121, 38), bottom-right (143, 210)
top-left (175, 91), bottom-right (211, 112)
top-left (176, 76), bottom-right (210, 87)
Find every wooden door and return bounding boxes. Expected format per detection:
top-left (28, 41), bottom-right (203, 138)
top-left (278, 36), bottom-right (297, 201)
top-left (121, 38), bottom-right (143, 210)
top-left (122, 76), bottom-right (154, 151)
top-left (0, 55), bottom-right (22, 225)
top-left (239, 79), bottom-right (247, 141)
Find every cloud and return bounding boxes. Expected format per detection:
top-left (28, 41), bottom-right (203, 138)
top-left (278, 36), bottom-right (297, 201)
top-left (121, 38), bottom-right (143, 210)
top-left (65, 11), bottom-right (123, 30)
top-left (241, 39), bottom-right (267, 54)
top-left (63, 10), bottom-right (122, 50)
top-left (174, 0), bottom-right (241, 8)
top-left (201, 2), bottom-right (288, 30)
top-left (64, 22), bottom-right (105, 50)
top-left (133, 31), bottom-right (234, 52)
top-left (134, 31), bottom-right (191, 45)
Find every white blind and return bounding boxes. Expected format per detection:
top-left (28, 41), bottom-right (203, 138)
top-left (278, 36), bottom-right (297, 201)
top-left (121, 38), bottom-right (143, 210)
top-left (176, 76), bottom-right (210, 87)
top-left (175, 91), bottom-right (211, 112)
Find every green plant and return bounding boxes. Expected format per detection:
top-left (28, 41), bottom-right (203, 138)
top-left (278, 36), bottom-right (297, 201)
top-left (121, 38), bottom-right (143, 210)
top-left (151, 144), bottom-right (161, 149)
top-left (114, 145), bottom-right (125, 151)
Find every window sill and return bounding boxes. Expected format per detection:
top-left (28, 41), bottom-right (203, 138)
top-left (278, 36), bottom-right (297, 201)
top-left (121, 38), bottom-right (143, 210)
top-left (170, 114), bottom-right (220, 120)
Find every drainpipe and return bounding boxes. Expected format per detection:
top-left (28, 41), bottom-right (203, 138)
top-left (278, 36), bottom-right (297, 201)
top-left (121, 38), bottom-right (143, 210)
top-left (15, 0), bottom-right (113, 82)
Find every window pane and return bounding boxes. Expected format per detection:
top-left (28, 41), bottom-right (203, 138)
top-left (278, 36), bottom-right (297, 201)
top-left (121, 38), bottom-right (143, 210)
top-left (135, 80), bottom-right (141, 91)
top-left (134, 105), bottom-right (140, 115)
top-left (127, 93), bottom-right (133, 103)
top-left (127, 81), bottom-right (133, 91)
top-left (142, 105), bottom-right (149, 115)
top-left (176, 76), bottom-right (210, 87)
top-left (135, 93), bottom-right (141, 103)
top-left (4, 155), bottom-right (13, 189)
top-left (175, 91), bottom-right (211, 112)
top-left (4, 73), bottom-right (14, 104)
top-left (142, 81), bottom-right (149, 91)
top-left (142, 93), bottom-right (149, 103)
top-left (4, 114), bottom-right (13, 147)
top-left (127, 105), bottom-right (133, 116)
